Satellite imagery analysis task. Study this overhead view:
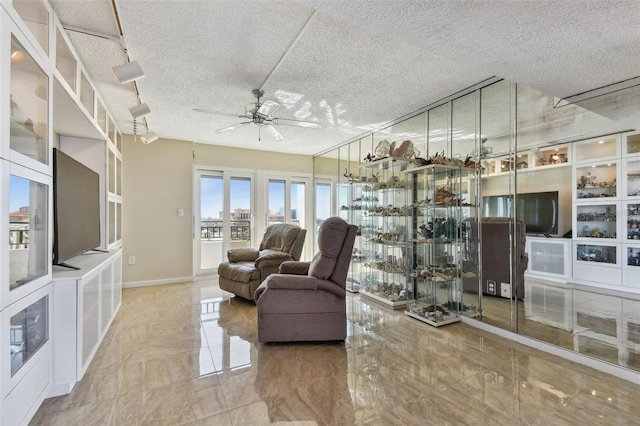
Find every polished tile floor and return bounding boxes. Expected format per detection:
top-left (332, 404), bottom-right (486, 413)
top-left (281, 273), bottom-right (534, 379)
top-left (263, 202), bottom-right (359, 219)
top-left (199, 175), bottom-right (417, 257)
top-left (31, 279), bottom-right (640, 425)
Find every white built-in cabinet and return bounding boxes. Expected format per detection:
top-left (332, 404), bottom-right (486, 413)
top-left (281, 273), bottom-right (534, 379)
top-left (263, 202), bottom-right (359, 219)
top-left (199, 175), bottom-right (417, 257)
top-left (49, 250), bottom-right (122, 396)
top-left (1, 1), bottom-right (122, 424)
top-left (571, 133), bottom-right (640, 291)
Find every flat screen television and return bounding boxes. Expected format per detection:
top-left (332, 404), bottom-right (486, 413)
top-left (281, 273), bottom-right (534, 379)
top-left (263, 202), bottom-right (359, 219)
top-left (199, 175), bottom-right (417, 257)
top-left (53, 148), bottom-right (101, 266)
top-left (482, 191), bottom-right (559, 235)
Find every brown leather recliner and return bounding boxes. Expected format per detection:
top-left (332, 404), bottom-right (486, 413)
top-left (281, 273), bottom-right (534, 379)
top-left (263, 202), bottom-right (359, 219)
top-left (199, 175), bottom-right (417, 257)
top-left (218, 223), bottom-right (306, 301)
top-left (254, 217), bottom-right (357, 343)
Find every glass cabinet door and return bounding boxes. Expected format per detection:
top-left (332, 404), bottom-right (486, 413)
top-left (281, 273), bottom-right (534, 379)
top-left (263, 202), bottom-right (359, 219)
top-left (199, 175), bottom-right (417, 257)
top-left (575, 162), bottom-right (618, 199)
top-left (9, 34), bottom-right (49, 166)
top-left (574, 136), bottom-right (619, 163)
top-left (10, 295), bottom-right (48, 376)
top-left (55, 27), bottom-right (76, 90)
top-left (12, 0), bottom-right (49, 56)
top-left (3, 162), bottom-right (51, 308)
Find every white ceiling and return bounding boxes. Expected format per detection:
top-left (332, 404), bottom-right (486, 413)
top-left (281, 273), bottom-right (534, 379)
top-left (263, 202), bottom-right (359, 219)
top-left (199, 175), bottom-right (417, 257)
top-left (48, 0), bottom-right (640, 156)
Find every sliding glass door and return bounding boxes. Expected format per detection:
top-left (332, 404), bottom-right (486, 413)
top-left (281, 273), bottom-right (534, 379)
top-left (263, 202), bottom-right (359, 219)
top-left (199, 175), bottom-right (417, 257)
top-left (265, 174), bottom-right (312, 260)
top-left (195, 169), bottom-right (254, 276)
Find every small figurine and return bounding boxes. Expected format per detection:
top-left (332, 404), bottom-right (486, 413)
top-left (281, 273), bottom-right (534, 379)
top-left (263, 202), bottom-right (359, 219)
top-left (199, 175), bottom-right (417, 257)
top-left (364, 153), bottom-right (375, 163)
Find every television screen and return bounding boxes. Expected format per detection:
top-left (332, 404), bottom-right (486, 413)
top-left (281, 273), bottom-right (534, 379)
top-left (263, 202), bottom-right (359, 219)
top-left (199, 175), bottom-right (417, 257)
top-left (482, 191), bottom-right (559, 235)
top-left (53, 148), bottom-right (101, 265)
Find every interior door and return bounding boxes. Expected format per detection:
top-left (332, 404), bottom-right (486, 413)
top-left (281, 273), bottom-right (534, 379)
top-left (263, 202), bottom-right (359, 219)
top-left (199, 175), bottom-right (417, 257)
top-left (194, 169), bottom-right (254, 276)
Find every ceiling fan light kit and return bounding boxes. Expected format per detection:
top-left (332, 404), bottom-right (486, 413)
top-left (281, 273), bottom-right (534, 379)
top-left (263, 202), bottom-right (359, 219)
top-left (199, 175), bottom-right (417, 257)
top-left (194, 89), bottom-right (320, 141)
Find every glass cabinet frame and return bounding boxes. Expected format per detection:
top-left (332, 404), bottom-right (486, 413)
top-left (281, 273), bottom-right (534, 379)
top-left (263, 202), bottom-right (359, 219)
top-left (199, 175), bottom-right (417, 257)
top-left (573, 135), bottom-right (620, 164)
top-left (356, 157), bottom-right (410, 309)
top-left (625, 202), bottom-right (640, 241)
top-left (573, 201), bottom-right (621, 240)
top-left (405, 164), bottom-right (477, 326)
top-left (2, 14), bottom-right (52, 175)
top-left (623, 158), bottom-right (640, 199)
top-left (573, 161), bottom-right (619, 200)
top-left (623, 131), bottom-right (640, 157)
top-left (1, 160), bottom-right (52, 310)
top-left (532, 144), bottom-right (571, 169)
top-left (1, 283), bottom-right (51, 400)
top-left (623, 243), bottom-right (640, 289)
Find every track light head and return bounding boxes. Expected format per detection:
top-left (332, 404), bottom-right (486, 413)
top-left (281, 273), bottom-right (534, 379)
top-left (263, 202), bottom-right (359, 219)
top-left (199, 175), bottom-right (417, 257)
top-left (129, 103), bottom-right (151, 119)
top-left (112, 61), bottom-right (145, 84)
top-left (140, 131), bottom-right (158, 144)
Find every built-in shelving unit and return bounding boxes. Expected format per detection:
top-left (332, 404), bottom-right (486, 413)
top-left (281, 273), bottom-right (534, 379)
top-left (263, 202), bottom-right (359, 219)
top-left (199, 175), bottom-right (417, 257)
top-left (1, 1), bottom-right (123, 423)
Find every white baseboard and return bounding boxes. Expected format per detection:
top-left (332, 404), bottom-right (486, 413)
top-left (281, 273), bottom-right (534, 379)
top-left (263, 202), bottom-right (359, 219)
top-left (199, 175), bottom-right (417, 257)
top-left (123, 276), bottom-right (194, 288)
top-left (461, 316), bottom-right (640, 385)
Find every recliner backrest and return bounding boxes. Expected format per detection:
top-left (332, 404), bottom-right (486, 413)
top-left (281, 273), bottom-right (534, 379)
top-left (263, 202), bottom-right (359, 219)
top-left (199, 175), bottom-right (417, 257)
top-left (308, 217), bottom-right (357, 286)
top-left (259, 223), bottom-right (307, 261)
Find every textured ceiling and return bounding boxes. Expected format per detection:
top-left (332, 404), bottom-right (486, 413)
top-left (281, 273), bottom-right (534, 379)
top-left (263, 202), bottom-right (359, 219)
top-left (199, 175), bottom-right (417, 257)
top-left (48, 0), bottom-right (640, 156)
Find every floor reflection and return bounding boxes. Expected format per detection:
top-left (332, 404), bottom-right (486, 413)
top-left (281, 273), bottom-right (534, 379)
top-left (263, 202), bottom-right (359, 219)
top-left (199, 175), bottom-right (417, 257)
top-left (480, 276), bottom-right (640, 372)
top-left (30, 278), bottom-right (640, 425)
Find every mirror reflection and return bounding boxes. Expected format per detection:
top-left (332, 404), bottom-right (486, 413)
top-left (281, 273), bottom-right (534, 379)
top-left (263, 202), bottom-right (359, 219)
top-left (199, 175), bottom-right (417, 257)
top-left (314, 78), bottom-right (640, 373)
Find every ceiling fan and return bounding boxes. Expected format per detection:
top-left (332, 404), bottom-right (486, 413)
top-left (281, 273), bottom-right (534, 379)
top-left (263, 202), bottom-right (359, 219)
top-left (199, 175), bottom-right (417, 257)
top-left (193, 89), bottom-right (320, 141)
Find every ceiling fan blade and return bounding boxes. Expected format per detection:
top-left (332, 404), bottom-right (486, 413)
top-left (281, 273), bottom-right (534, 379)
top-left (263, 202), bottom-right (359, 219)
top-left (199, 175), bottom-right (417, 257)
top-left (273, 117), bottom-right (320, 128)
top-left (193, 108), bottom-right (244, 118)
top-left (257, 99), bottom-right (280, 118)
top-left (216, 122), bottom-right (252, 133)
top-left (263, 124), bottom-right (284, 141)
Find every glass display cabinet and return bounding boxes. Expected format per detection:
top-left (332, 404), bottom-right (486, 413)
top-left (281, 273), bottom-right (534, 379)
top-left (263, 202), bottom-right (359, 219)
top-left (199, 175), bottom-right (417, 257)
top-left (9, 34), bottom-right (49, 169)
top-left (624, 245), bottom-right (640, 289)
top-left (624, 158), bottom-right (640, 198)
top-left (357, 158), bottom-right (409, 308)
top-left (575, 162), bottom-right (617, 199)
top-left (533, 144), bottom-right (570, 168)
top-left (626, 203), bottom-right (640, 241)
top-left (575, 243), bottom-right (618, 264)
top-left (9, 295), bottom-right (48, 376)
top-left (405, 164), bottom-right (476, 326)
top-left (3, 162), bottom-right (51, 308)
top-left (574, 202), bottom-right (619, 239)
top-left (574, 135), bottom-right (619, 163)
top-left (623, 131), bottom-right (640, 156)
top-left (338, 182), bottom-right (368, 292)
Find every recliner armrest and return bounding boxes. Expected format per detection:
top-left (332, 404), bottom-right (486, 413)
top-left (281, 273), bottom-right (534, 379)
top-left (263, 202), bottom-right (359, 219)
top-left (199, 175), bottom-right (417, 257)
top-left (227, 248), bottom-right (259, 262)
top-left (279, 261), bottom-right (310, 275)
top-left (254, 274), bottom-right (346, 302)
top-left (255, 250), bottom-right (293, 270)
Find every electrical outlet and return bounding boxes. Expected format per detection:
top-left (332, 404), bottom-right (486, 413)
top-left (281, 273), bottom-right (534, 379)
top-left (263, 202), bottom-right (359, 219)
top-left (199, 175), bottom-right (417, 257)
top-left (128, 256), bottom-right (136, 265)
top-left (177, 208), bottom-right (184, 217)
top-left (487, 280), bottom-right (496, 295)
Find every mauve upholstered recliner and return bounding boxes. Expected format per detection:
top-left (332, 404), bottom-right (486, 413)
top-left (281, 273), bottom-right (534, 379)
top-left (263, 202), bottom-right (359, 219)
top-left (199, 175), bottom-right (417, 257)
top-left (254, 217), bottom-right (357, 343)
top-left (218, 223), bottom-right (306, 301)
